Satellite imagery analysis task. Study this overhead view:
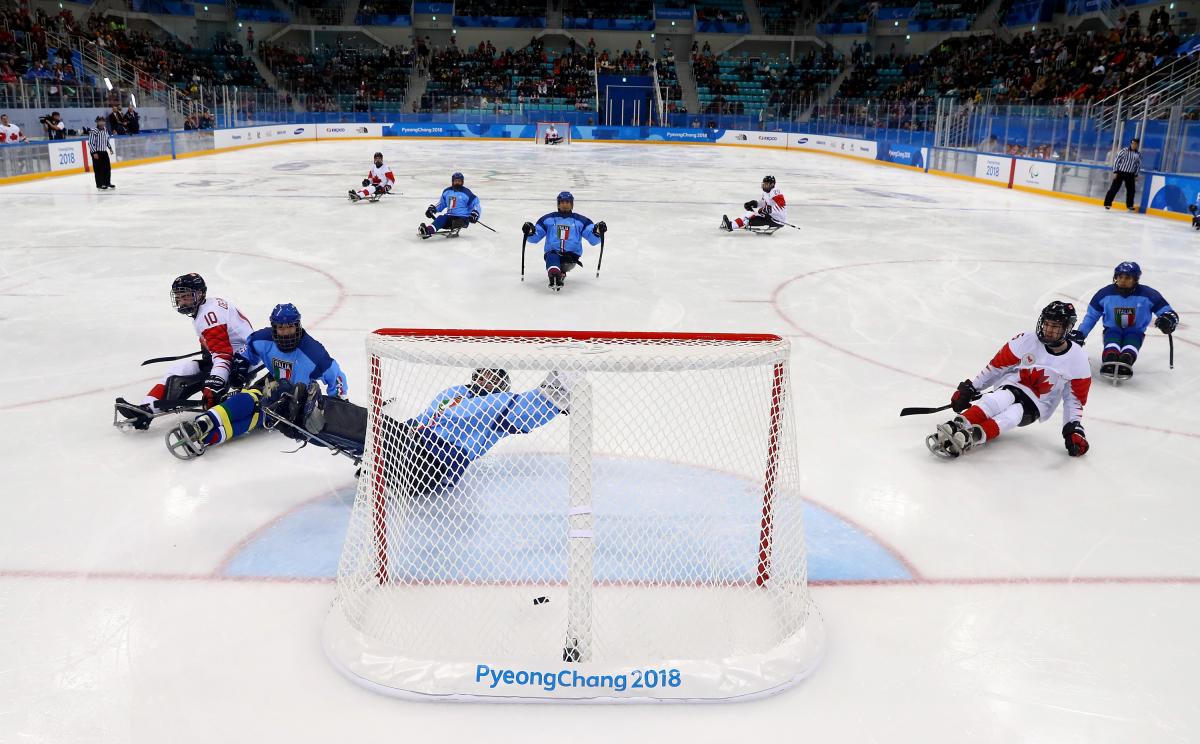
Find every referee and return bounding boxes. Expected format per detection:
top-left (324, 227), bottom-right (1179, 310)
top-left (88, 116), bottom-right (115, 190)
top-left (1103, 137), bottom-right (1140, 211)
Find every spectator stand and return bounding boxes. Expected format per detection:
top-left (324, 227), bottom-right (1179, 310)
top-left (454, 0), bottom-right (547, 28)
top-left (563, 0), bottom-right (654, 30)
top-left (260, 41), bottom-right (413, 114)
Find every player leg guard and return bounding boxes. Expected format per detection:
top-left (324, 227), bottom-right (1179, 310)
top-left (559, 252), bottom-right (581, 273)
top-left (720, 215), bottom-right (733, 232)
top-left (164, 372), bottom-right (206, 404)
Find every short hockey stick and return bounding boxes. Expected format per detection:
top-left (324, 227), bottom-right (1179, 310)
top-left (141, 350), bottom-right (202, 366)
top-left (520, 234), bottom-right (528, 281)
top-left (1169, 333), bottom-right (1174, 369)
top-left (259, 406), bottom-right (362, 466)
top-left (474, 220), bottom-right (498, 233)
top-left (596, 233), bottom-right (605, 278)
top-left (899, 403), bottom-right (953, 417)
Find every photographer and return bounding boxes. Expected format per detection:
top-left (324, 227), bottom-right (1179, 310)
top-left (40, 111), bottom-right (66, 140)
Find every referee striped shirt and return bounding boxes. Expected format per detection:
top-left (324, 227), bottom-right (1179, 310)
top-left (1113, 147), bottom-right (1141, 175)
top-left (88, 127), bottom-right (111, 154)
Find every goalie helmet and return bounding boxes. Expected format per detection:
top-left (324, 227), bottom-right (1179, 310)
top-left (170, 273), bottom-right (206, 317)
top-left (470, 368), bottom-right (510, 395)
top-left (269, 303), bottom-right (304, 353)
top-left (1036, 301), bottom-right (1077, 344)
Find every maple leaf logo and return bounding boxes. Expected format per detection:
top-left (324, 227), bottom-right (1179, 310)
top-left (1019, 367), bottom-right (1053, 397)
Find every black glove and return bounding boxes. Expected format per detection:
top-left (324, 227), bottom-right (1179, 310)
top-left (425, 205), bottom-right (437, 219)
top-left (1065, 329), bottom-right (1086, 346)
top-left (743, 200), bottom-right (758, 211)
top-left (202, 374), bottom-right (226, 409)
top-left (950, 379), bottom-right (980, 413)
top-left (594, 221), bottom-right (607, 236)
top-left (469, 210), bottom-right (479, 223)
top-left (1062, 421), bottom-right (1088, 457)
top-left (1190, 204), bottom-right (1198, 214)
top-left (1155, 311), bottom-right (1179, 334)
top-left (373, 184), bottom-right (387, 195)
top-left (362, 179), bottom-right (371, 188)
top-left (522, 221), bottom-right (535, 236)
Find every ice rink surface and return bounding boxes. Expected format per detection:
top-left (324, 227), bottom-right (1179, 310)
top-left (2, 140), bottom-right (1199, 741)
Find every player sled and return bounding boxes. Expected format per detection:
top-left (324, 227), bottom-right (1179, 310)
top-left (1097, 361), bottom-right (1134, 385)
top-left (113, 397), bottom-right (204, 430)
top-left (719, 215), bottom-right (782, 235)
top-left (419, 224), bottom-right (462, 239)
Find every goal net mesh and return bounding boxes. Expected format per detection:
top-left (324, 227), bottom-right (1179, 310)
top-left (324, 329), bottom-right (823, 701)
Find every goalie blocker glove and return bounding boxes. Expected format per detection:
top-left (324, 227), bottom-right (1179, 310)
top-left (950, 379), bottom-right (981, 413)
top-left (1062, 421), bottom-right (1088, 457)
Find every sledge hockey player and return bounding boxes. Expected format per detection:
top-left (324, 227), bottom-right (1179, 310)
top-left (721, 175), bottom-right (787, 233)
top-left (1070, 261), bottom-right (1179, 378)
top-left (348, 152), bottom-right (395, 202)
top-left (926, 301), bottom-right (1092, 459)
top-left (1189, 194), bottom-right (1200, 230)
top-left (115, 273), bottom-right (253, 430)
top-left (163, 302), bottom-right (348, 456)
top-left (166, 368), bottom-right (576, 499)
top-left (419, 172), bottom-right (481, 238)
top-left (543, 123), bottom-right (564, 145)
top-left (522, 191), bottom-right (607, 290)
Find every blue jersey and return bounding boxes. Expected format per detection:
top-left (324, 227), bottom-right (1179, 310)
top-left (1077, 284), bottom-right (1175, 337)
top-left (529, 211), bottom-right (601, 256)
top-left (236, 328), bottom-right (348, 397)
top-left (435, 186), bottom-right (481, 218)
top-left (407, 384), bottom-right (561, 461)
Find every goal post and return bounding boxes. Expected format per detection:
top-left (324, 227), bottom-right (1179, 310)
top-left (323, 328), bottom-right (824, 702)
top-left (534, 121), bottom-right (571, 145)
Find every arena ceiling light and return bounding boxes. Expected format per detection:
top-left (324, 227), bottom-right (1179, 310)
top-left (104, 77), bottom-right (113, 91)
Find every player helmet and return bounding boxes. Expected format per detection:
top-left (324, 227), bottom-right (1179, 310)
top-left (762, 175), bottom-right (776, 190)
top-left (1113, 261), bottom-right (1141, 297)
top-left (557, 191), bottom-right (574, 214)
top-left (451, 172), bottom-right (465, 185)
top-left (470, 368), bottom-right (510, 395)
top-left (373, 151), bottom-right (383, 164)
top-left (1036, 300), bottom-right (1078, 345)
top-left (269, 303), bottom-right (304, 353)
top-left (170, 273), bottom-right (206, 316)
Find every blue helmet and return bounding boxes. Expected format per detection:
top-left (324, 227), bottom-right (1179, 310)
top-left (269, 303), bottom-right (304, 353)
top-left (451, 172), bottom-right (464, 184)
top-left (557, 191), bottom-right (574, 203)
top-left (1113, 261), bottom-right (1141, 297)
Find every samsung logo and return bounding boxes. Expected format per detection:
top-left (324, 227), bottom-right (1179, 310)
top-left (795, 137), bottom-right (808, 144)
top-left (293, 128), bottom-right (305, 135)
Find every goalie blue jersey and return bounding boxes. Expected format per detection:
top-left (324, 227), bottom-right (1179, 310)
top-left (529, 212), bottom-right (601, 256)
top-left (408, 384), bottom-right (561, 461)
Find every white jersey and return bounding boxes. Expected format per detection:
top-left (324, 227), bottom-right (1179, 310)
top-left (969, 331), bottom-right (1092, 425)
top-left (0, 122), bottom-right (23, 144)
top-left (366, 162), bottom-right (395, 187)
top-left (757, 186), bottom-right (787, 224)
top-left (192, 296), bottom-right (254, 385)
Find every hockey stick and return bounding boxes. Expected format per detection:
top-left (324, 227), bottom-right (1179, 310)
top-left (596, 233), bottom-right (605, 278)
top-left (520, 234), bottom-right (528, 281)
top-left (474, 220), bottom-right (497, 233)
top-left (1169, 333), bottom-right (1174, 369)
top-left (899, 403), bottom-right (953, 417)
top-left (259, 406), bottom-right (362, 466)
top-left (141, 350), bottom-right (202, 366)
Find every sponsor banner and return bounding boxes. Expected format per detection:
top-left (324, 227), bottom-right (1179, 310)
top-left (1147, 172), bottom-right (1200, 215)
top-left (316, 123), bottom-right (385, 139)
top-left (787, 133), bottom-right (876, 160)
top-left (974, 154), bottom-right (1013, 184)
top-left (213, 124), bottom-right (314, 149)
top-left (639, 127), bottom-right (720, 142)
top-left (47, 140), bottom-right (85, 171)
top-left (715, 130), bottom-right (787, 147)
top-left (878, 141), bottom-right (925, 169)
top-left (1012, 158), bottom-right (1056, 190)
top-left (383, 123), bottom-right (468, 138)
top-left (655, 6), bottom-right (693, 19)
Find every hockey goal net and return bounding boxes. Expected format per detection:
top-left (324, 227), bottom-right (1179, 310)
top-left (534, 121), bottom-right (571, 145)
top-left (323, 328), bottom-right (823, 702)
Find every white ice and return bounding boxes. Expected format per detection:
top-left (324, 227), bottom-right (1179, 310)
top-left (2, 140), bottom-right (1199, 741)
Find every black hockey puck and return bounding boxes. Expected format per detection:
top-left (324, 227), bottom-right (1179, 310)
top-left (533, 596), bottom-right (549, 605)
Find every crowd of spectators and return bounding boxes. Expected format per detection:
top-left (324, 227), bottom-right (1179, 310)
top-left (260, 41), bottom-right (412, 112)
top-left (693, 45), bottom-right (843, 117)
top-left (420, 37), bottom-right (597, 113)
top-left (562, 0), bottom-right (653, 21)
top-left (1, 4), bottom-right (82, 90)
top-left (455, 0), bottom-right (545, 16)
top-left (837, 23), bottom-right (1187, 105)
